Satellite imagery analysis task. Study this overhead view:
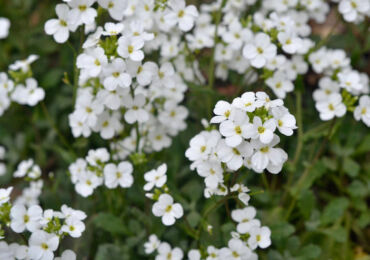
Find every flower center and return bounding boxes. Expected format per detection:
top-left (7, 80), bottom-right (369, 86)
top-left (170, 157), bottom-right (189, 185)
top-left (108, 2), bottom-right (114, 8)
top-left (224, 110), bottom-right (230, 117)
top-left (116, 172), bottom-right (122, 178)
top-left (59, 20), bottom-right (67, 27)
top-left (260, 146), bottom-right (269, 153)
top-left (94, 59), bottom-right (101, 66)
top-left (178, 10), bottom-right (185, 18)
top-left (200, 146), bottom-right (206, 152)
top-left (235, 126), bottom-right (242, 135)
top-left (128, 45), bottom-right (134, 54)
top-left (113, 72), bottom-right (120, 78)
top-left (165, 205), bottom-right (172, 212)
top-left (232, 148), bottom-right (240, 155)
top-left (78, 5), bottom-right (87, 11)
top-left (258, 126), bottom-right (265, 133)
top-left (23, 214), bottom-right (29, 223)
top-left (257, 47), bottom-right (264, 54)
top-left (328, 104), bottom-right (335, 111)
top-left (41, 243), bottom-right (49, 250)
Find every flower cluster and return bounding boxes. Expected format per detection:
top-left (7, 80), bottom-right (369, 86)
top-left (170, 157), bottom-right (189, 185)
top-left (0, 187), bottom-right (83, 260)
top-left (335, 0), bottom-right (370, 23)
top-left (69, 148), bottom-right (134, 197)
top-left (14, 159), bottom-right (42, 180)
top-left (144, 205), bottom-right (271, 260)
top-left (144, 164), bottom-right (184, 226)
top-left (185, 0), bottom-right (314, 99)
top-left (186, 91), bottom-right (296, 196)
top-left (0, 55), bottom-right (45, 116)
top-left (309, 47), bottom-right (369, 125)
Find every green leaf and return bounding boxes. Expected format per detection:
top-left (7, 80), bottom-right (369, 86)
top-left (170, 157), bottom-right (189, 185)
top-left (271, 222), bottom-right (295, 241)
top-left (320, 197), bottom-right (349, 226)
top-left (342, 158), bottom-right (360, 177)
top-left (187, 211), bottom-right (201, 227)
top-left (348, 180), bottom-right (367, 197)
top-left (321, 226), bottom-right (347, 243)
top-left (298, 190), bottom-right (315, 220)
top-left (95, 244), bottom-right (127, 260)
top-left (296, 244), bottom-right (322, 260)
top-left (93, 213), bottom-right (130, 235)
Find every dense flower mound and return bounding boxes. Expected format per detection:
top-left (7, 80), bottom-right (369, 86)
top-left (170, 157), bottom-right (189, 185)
top-left (0, 0), bottom-right (369, 259)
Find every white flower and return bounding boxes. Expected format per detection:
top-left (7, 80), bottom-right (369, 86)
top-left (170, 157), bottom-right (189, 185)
top-left (219, 238), bottom-right (252, 259)
top-left (338, 70), bottom-right (363, 93)
top-left (68, 0), bottom-right (97, 28)
top-left (338, 0), bottom-right (369, 22)
top-left (247, 226), bottom-right (271, 249)
top-left (77, 47), bottom-right (107, 77)
top-left (144, 234), bottom-right (160, 254)
top-left (28, 230), bottom-right (59, 260)
top-left (0, 187), bottom-right (13, 205)
top-left (217, 140), bottom-right (253, 171)
top-left (232, 92), bottom-right (257, 112)
top-left (11, 78), bottom-right (45, 106)
top-left (165, 0), bottom-right (198, 32)
top-left (155, 242), bottom-right (183, 260)
top-left (211, 100), bottom-right (233, 124)
top-left (75, 172), bottom-right (102, 197)
top-left (144, 164), bottom-right (167, 191)
top-left (103, 58), bottom-right (132, 90)
top-left (231, 207), bottom-right (261, 234)
top-left (45, 4), bottom-right (75, 43)
top-left (206, 246), bottom-right (220, 260)
top-left (313, 77), bottom-right (341, 102)
top-left (219, 110), bottom-right (250, 147)
top-left (197, 161), bottom-right (223, 189)
top-left (117, 37), bottom-right (144, 61)
top-left (188, 249), bottom-right (201, 260)
top-left (152, 194), bottom-right (183, 226)
top-left (102, 22), bottom-right (124, 36)
top-left (61, 217), bottom-right (85, 238)
top-left (0, 18), bottom-right (11, 39)
top-left (9, 54), bottom-right (39, 72)
top-left (277, 32), bottom-right (302, 54)
top-left (222, 21), bottom-right (252, 50)
top-left (10, 205), bottom-right (42, 233)
top-left (104, 162), bottom-right (134, 189)
top-left (315, 93), bottom-right (346, 121)
top-left (98, 0), bottom-right (128, 21)
top-left (14, 159), bottom-right (34, 178)
top-left (354, 95), bottom-right (370, 127)
top-left (243, 32), bottom-right (277, 68)
top-left (124, 94), bottom-right (149, 124)
top-left (266, 72), bottom-right (294, 99)
top-left (55, 250), bottom-right (77, 260)
top-left (271, 107), bottom-right (297, 136)
top-left (250, 135), bottom-right (288, 174)
top-left (243, 116), bottom-right (276, 144)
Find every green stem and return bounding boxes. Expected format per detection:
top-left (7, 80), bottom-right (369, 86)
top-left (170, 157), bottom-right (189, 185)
top-left (41, 101), bottom-right (76, 157)
top-left (284, 118), bottom-right (337, 220)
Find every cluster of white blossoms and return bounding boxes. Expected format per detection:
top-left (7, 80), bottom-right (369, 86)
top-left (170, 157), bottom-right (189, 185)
top-left (144, 164), bottom-right (184, 226)
top-left (309, 47), bottom-right (370, 126)
top-left (186, 91), bottom-right (296, 197)
top-left (13, 159), bottom-right (42, 180)
top-left (0, 17), bottom-right (10, 39)
top-left (144, 206), bottom-right (271, 260)
top-left (0, 55), bottom-right (45, 116)
top-left (185, 0), bottom-right (315, 99)
top-left (69, 148), bottom-right (134, 197)
top-left (52, 0), bottom-right (200, 155)
top-left (334, 0), bottom-right (370, 23)
top-left (0, 186), bottom-right (84, 260)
